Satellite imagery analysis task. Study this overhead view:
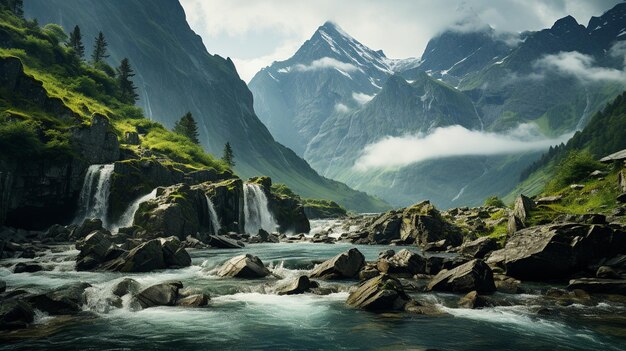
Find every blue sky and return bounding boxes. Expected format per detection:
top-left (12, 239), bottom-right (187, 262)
top-left (180, 0), bottom-right (622, 82)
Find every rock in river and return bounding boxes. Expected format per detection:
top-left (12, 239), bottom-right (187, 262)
top-left (217, 254), bottom-right (270, 278)
top-left (133, 281), bottom-right (183, 309)
top-left (427, 259), bottom-right (496, 294)
top-left (346, 274), bottom-right (412, 311)
top-left (309, 248), bottom-right (365, 279)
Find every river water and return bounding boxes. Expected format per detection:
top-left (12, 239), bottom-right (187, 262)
top-left (1, 239), bottom-right (625, 350)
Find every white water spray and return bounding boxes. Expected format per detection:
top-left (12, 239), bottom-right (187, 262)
top-left (75, 164), bottom-right (114, 226)
top-left (243, 183), bottom-right (277, 235)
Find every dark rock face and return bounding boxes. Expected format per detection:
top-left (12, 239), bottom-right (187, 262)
top-left (71, 113), bottom-right (120, 166)
top-left (202, 179), bottom-right (245, 234)
top-left (133, 281), bottom-right (182, 309)
top-left (346, 274), bottom-right (412, 311)
top-left (13, 263), bottom-right (44, 274)
top-left (0, 300), bottom-right (35, 330)
top-left (459, 236), bottom-right (499, 259)
top-left (26, 282), bottom-right (92, 315)
top-left (427, 259), bottom-right (496, 294)
top-left (217, 254), bottom-right (270, 278)
top-left (133, 184), bottom-right (206, 240)
top-left (71, 219), bottom-right (106, 241)
top-left (75, 232), bottom-right (191, 272)
top-left (112, 278), bottom-right (140, 297)
top-left (309, 248), bottom-right (365, 279)
top-left (568, 278), bottom-right (626, 295)
top-left (277, 276), bottom-right (318, 295)
top-left (508, 195), bottom-right (535, 234)
top-left (488, 223), bottom-right (626, 280)
top-left (206, 234), bottom-right (244, 248)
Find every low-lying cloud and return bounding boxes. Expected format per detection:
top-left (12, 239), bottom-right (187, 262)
top-left (353, 124), bottom-right (572, 171)
top-left (534, 50), bottom-right (626, 83)
top-left (293, 57), bottom-right (358, 73)
top-left (352, 92), bottom-right (375, 104)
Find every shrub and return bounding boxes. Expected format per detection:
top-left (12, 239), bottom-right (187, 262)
top-left (0, 119), bottom-right (43, 159)
top-left (483, 195), bottom-right (505, 208)
top-left (546, 150), bottom-right (605, 192)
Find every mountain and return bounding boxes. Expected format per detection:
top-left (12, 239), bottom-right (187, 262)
top-left (249, 21), bottom-right (419, 156)
top-left (249, 4), bottom-right (626, 208)
top-left (24, 0), bottom-right (389, 213)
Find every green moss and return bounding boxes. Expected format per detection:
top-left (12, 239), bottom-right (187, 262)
top-left (484, 196), bottom-right (505, 208)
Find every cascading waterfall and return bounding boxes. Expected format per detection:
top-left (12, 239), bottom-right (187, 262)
top-left (110, 188), bottom-right (157, 233)
top-left (75, 164), bottom-right (115, 226)
top-left (243, 183), bottom-right (278, 235)
top-left (204, 194), bottom-right (221, 235)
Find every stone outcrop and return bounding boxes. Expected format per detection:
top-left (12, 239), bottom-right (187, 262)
top-left (427, 259), bottom-right (496, 294)
top-left (487, 223), bottom-right (626, 280)
top-left (202, 178), bottom-right (245, 234)
top-left (346, 274), bottom-right (412, 311)
top-left (216, 254), bottom-right (270, 278)
top-left (376, 249), bottom-right (426, 276)
top-left (132, 281), bottom-right (182, 309)
top-left (366, 201), bottom-right (462, 249)
top-left (309, 248), bottom-right (365, 279)
top-left (568, 278), bottom-right (626, 295)
top-left (458, 236), bottom-right (499, 259)
top-left (75, 232), bottom-right (191, 272)
top-left (508, 194), bottom-right (535, 234)
top-left (276, 276), bottom-right (319, 295)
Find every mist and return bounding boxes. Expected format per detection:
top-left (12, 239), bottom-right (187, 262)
top-left (353, 124), bottom-right (572, 170)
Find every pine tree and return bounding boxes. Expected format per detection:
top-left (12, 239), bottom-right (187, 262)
top-left (91, 32), bottom-right (109, 64)
top-left (5, 0), bottom-right (23, 17)
top-left (68, 25), bottom-right (85, 59)
top-left (117, 58), bottom-right (138, 104)
top-left (222, 142), bottom-right (235, 168)
top-left (173, 112), bottom-right (200, 144)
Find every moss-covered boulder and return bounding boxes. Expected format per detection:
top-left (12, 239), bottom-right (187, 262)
top-left (133, 183), bottom-right (206, 239)
top-left (303, 199), bottom-right (347, 219)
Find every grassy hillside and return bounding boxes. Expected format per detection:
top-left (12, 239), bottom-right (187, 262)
top-left (0, 7), bottom-right (227, 173)
top-left (506, 92), bottom-right (626, 203)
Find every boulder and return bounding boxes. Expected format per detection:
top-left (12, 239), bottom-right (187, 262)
top-left (0, 300), bottom-right (34, 330)
top-left (71, 219), bottom-right (106, 240)
top-left (133, 281), bottom-right (183, 309)
top-left (75, 230), bottom-right (113, 269)
top-left (367, 210), bottom-right (402, 244)
top-left (309, 248), bottom-right (365, 279)
top-left (106, 239), bottom-right (165, 272)
top-left (378, 249), bottom-right (395, 259)
top-left (399, 201), bottom-right (463, 248)
top-left (26, 282), bottom-right (91, 315)
top-left (458, 236), bottom-right (498, 259)
top-left (427, 259), bottom-right (496, 294)
top-left (176, 294), bottom-right (209, 307)
top-left (112, 278), bottom-right (140, 297)
top-left (376, 249), bottom-right (426, 275)
top-left (277, 276), bottom-right (318, 295)
top-left (216, 254), bottom-right (270, 278)
top-left (14, 262), bottom-right (44, 273)
top-left (159, 236), bottom-right (192, 268)
top-left (508, 194), bottom-right (535, 234)
top-left (346, 274), bottom-right (412, 311)
top-left (488, 223), bottom-right (626, 280)
top-left (206, 234), bottom-right (243, 248)
top-left (568, 278), bottom-right (626, 295)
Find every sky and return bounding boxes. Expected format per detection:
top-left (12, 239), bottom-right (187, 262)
top-left (180, 0), bottom-right (623, 82)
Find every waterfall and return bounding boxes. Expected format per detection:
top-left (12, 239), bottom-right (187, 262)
top-left (111, 188), bottom-right (157, 233)
top-left (204, 195), bottom-right (221, 235)
top-left (75, 164), bottom-right (114, 226)
top-left (243, 183), bottom-right (277, 235)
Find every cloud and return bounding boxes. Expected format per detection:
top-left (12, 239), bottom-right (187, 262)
top-left (293, 57), bottom-right (358, 73)
top-left (534, 51), bottom-right (626, 82)
top-left (353, 124), bottom-right (571, 171)
top-left (610, 41), bottom-right (626, 65)
top-left (352, 92), bottom-right (375, 104)
top-left (180, 0), bottom-right (622, 82)
top-left (334, 103), bottom-right (351, 113)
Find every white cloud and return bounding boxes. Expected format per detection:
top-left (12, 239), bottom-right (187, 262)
top-left (353, 124), bottom-right (572, 171)
top-left (293, 57), bottom-right (358, 73)
top-left (610, 41), bottom-right (626, 65)
top-left (352, 92), bottom-right (375, 104)
top-left (534, 51), bottom-right (626, 82)
top-left (180, 0), bottom-right (622, 82)
top-left (334, 103), bottom-right (351, 113)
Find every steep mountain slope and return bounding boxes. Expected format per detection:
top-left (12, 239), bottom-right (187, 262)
top-left (24, 0), bottom-right (389, 212)
top-left (249, 4), bottom-right (626, 208)
top-left (249, 21), bottom-right (419, 156)
top-left (306, 72), bottom-right (481, 176)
